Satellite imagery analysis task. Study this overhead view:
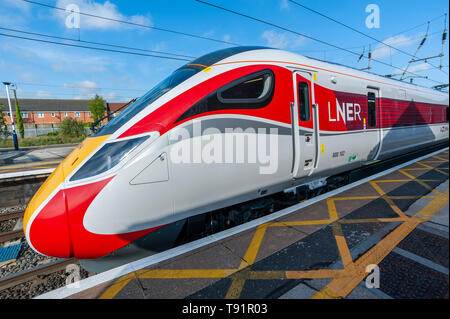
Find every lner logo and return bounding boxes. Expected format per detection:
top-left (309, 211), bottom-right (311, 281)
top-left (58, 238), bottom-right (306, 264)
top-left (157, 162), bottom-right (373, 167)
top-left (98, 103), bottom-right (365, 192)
top-left (328, 99), bottom-right (362, 124)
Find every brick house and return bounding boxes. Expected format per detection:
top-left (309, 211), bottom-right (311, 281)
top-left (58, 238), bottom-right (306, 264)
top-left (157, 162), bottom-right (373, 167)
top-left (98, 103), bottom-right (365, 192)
top-left (0, 98), bottom-right (130, 126)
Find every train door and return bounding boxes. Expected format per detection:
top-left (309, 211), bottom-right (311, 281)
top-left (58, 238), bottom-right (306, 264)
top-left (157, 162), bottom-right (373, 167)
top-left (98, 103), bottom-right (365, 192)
top-left (291, 70), bottom-right (320, 179)
top-left (366, 87), bottom-right (381, 162)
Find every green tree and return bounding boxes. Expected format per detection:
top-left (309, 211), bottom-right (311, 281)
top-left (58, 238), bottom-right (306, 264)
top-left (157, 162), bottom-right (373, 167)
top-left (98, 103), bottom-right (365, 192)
top-left (13, 90), bottom-right (25, 138)
top-left (0, 104), bottom-right (10, 138)
top-left (88, 94), bottom-right (106, 125)
top-left (60, 117), bottom-right (86, 137)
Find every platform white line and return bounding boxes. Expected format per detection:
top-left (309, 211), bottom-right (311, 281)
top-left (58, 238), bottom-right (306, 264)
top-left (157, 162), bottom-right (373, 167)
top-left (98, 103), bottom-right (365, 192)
top-left (357, 282), bottom-right (393, 299)
top-left (0, 169), bottom-right (55, 180)
top-left (393, 247), bottom-right (449, 275)
top-left (36, 147), bottom-right (449, 299)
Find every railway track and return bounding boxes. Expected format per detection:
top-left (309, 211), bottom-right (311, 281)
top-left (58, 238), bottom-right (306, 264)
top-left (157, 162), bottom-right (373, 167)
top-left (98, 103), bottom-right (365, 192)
top-left (0, 173), bottom-right (50, 209)
top-left (0, 211), bottom-right (24, 222)
top-left (0, 258), bottom-right (78, 292)
top-left (0, 230), bottom-right (24, 244)
top-left (0, 173), bottom-right (48, 244)
top-left (0, 210), bottom-right (25, 243)
top-left (0, 171), bottom-right (61, 298)
top-left (0, 257), bottom-right (92, 299)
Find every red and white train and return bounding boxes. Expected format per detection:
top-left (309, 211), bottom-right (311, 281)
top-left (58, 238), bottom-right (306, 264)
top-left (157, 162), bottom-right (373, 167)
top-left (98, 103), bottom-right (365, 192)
top-left (24, 47), bottom-right (449, 262)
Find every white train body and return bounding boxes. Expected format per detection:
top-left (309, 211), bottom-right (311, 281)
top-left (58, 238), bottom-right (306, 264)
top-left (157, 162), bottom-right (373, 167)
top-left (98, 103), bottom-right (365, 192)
top-left (24, 47), bottom-right (449, 259)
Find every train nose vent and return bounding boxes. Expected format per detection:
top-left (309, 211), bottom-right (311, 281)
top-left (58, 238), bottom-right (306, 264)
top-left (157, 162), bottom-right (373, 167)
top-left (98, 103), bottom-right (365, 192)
top-left (26, 190), bottom-right (73, 258)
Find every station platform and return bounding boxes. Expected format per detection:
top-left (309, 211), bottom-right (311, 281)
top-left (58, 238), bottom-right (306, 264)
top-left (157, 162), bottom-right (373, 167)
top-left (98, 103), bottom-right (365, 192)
top-left (42, 149), bottom-right (449, 299)
top-left (0, 144), bottom-right (76, 174)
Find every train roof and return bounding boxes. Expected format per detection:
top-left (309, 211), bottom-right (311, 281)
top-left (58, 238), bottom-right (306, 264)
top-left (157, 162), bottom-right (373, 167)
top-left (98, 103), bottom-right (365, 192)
top-left (182, 46), bottom-right (449, 98)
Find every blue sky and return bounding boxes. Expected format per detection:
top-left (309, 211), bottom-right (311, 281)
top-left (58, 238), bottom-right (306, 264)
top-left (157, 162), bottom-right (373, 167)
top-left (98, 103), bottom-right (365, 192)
top-left (0, 0), bottom-right (448, 102)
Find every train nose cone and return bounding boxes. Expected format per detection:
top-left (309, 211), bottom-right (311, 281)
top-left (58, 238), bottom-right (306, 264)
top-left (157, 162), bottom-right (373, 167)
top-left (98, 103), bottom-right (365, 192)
top-left (24, 135), bottom-right (110, 258)
top-left (24, 165), bottom-right (72, 258)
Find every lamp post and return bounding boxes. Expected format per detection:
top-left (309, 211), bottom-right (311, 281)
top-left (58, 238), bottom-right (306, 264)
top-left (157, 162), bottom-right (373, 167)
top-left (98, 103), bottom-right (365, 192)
top-left (3, 82), bottom-right (19, 150)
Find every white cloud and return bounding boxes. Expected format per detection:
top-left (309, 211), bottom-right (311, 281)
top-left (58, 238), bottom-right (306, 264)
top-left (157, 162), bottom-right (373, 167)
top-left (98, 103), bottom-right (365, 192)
top-left (55, 0), bottom-right (152, 30)
top-left (261, 30), bottom-right (304, 49)
top-left (3, 0), bottom-right (31, 13)
top-left (223, 34), bottom-right (231, 42)
top-left (105, 91), bottom-right (121, 101)
top-left (390, 63), bottom-right (431, 77)
top-left (20, 72), bottom-right (42, 83)
top-left (372, 34), bottom-right (418, 59)
top-left (153, 41), bottom-right (168, 52)
top-left (202, 30), bottom-right (215, 38)
top-left (35, 90), bottom-right (54, 98)
top-left (280, 0), bottom-right (290, 10)
top-left (65, 80), bottom-right (100, 99)
top-left (1, 42), bottom-right (113, 74)
top-left (408, 63), bottom-right (431, 73)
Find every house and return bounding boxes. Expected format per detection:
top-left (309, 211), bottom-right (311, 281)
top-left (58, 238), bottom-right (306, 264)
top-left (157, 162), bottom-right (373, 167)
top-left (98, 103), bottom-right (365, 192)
top-left (0, 98), bottom-right (131, 126)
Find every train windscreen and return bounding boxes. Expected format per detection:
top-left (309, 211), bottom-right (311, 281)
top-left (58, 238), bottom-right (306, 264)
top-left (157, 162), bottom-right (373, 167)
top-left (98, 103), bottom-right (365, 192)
top-left (93, 46), bottom-right (269, 137)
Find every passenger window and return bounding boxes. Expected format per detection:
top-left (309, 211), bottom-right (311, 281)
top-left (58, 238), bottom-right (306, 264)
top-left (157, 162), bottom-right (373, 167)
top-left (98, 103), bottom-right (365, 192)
top-left (298, 82), bottom-right (310, 122)
top-left (367, 92), bottom-right (377, 127)
top-left (175, 69), bottom-right (275, 123)
top-left (218, 71), bottom-right (274, 103)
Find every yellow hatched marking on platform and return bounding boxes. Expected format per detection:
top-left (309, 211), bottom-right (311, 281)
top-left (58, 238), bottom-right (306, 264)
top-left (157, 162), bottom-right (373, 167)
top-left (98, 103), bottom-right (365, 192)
top-left (339, 217), bottom-right (409, 224)
top-left (387, 195), bottom-right (436, 199)
top-left (285, 269), bottom-right (347, 279)
top-left (329, 195), bottom-right (435, 200)
top-left (332, 196), bottom-right (378, 200)
top-left (312, 187), bottom-right (449, 299)
top-left (270, 219), bottom-right (331, 227)
top-left (332, 222), bottom-right (354, 271)
top-left (137, 268), bottom-right (237, 279)
top-left (98, 273), bottom-right (136, 299)
top-left (369, 181), bottom-right (409, 219)
top-left (420, 161), bottom-right (447, 164)
top-left (416, 161), bottom-right (449, 176)
top-left (373, 179), bottom-right (441, 183)
top-left (0, 160), bottom-right (61, 170)
top-left (398, 169), bottom-right (442, 194)
top-left (225, 224), bottom-right (268, 299)
top-left (327, 198), bottom-right (339, 220)
top-left (432, 155), bottom-right (448, 161)
top-left (97, 151), bottom-right (448, 299)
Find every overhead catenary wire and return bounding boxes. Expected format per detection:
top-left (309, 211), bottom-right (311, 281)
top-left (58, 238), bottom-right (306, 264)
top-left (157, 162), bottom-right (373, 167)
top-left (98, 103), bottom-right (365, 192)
top-left (0, 90), bottom-right (135, 99)
top-left (195, 0), bottom-right (447, 86)
top-left (288, 0), bottom-right (448, 76)
top-left (16, 82), bottom-right (148, 92)
top-left (0, 32), bottom-right (192, 62)
top-left (400, 22), bottom-right (430, 80)
top-left (440, 14), bottom-right (448, 69)
top-left (21, 0), bottom-right (240, 46)
top-left (360, 45), bottom-right (371, 71)
top-left (0, 26), bottom-right (197, 59)
top-left (298, 15), bottom-right (447, 54)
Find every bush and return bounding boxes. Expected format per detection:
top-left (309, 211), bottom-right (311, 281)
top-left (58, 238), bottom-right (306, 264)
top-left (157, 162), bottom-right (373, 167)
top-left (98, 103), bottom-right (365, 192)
top-left (59, 118), bottom-right (86, 137)
top-left (0, 104), bottom-right (10, 138)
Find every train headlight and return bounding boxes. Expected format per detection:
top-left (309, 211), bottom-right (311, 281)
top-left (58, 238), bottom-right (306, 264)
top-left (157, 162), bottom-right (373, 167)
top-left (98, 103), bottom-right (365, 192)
top-left (70, 135), bottom-right (149, 182)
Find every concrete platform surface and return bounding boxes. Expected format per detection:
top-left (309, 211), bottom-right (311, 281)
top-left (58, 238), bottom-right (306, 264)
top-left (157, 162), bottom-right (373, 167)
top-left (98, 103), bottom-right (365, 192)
top-left (0, 144), bottom-right (76, 174)
top-left (50, 149), bottom-right (450, 299)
